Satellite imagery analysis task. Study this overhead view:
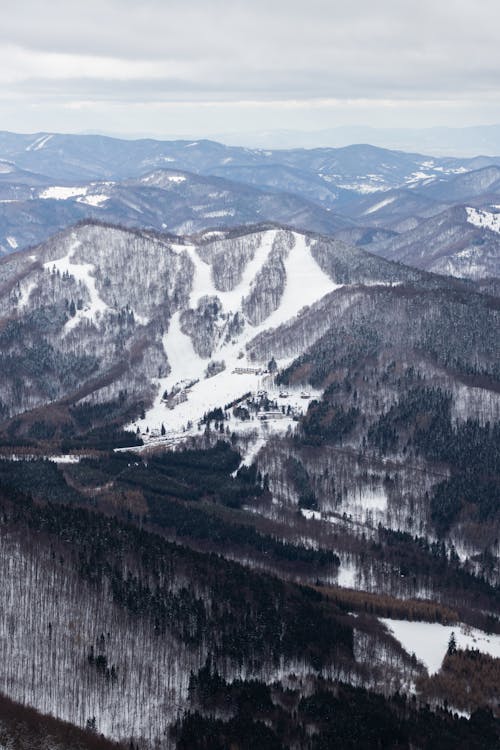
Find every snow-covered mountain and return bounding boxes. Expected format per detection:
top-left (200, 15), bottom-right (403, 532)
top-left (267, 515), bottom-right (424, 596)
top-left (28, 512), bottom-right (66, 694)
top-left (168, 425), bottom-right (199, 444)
top-left (0, 131), bottom-right (489, 187)
top-left (0, 131), bottom-right (500, 284)
top-left (0, 221), bottom-right (422, 433)
top-left (367, 204), bottom-right (500, 279)
top-left (0, 168), bottom-right (354, 256)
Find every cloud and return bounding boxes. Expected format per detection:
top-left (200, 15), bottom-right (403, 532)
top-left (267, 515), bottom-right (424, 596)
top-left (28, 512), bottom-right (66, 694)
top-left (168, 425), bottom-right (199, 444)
top-left (0, 0), bottom-right (499, 133)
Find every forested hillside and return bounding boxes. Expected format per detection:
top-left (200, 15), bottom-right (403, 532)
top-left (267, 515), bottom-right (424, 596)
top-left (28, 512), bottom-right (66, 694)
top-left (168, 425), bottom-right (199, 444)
top-left (0, 217), bottom-right (498, 747)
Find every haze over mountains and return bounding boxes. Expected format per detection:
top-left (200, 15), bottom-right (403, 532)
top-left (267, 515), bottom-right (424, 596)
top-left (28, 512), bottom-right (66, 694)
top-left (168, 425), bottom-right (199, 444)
top-left (218, 123), bottom-right (500, 157)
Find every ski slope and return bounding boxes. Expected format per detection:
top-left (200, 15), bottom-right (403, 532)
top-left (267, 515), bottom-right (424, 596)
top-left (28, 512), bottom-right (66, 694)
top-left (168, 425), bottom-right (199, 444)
top-left (131, 230), bottom-right (340, 439)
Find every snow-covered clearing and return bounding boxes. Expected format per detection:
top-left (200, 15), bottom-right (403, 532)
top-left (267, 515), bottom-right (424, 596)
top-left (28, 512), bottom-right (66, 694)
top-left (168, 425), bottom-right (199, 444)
top-left (40, 186), bottom-right (87, 200)
top-left (381, 618), bottom-right (500, 674)
top-left (343, 486), bottom-right (388, 523)
top-left (43, 238), bottom-right (108, 330)
top-left (337, 557), bottom-right (358, 588)
top-left (466, 206), bottom-right (500, 233)
top-left (204, 209), bottom-right (235, 218)
top-left (338, 182), bottom-right (389, 194)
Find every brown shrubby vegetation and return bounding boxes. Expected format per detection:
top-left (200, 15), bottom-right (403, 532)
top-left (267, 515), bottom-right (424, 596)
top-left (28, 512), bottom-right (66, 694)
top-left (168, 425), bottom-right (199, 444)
top-left (417, 648), bottom-right (500, 716)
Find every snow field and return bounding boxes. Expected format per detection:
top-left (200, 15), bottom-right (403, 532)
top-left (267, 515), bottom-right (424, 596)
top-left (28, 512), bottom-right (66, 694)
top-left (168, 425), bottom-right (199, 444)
top-left (381, 618), bottom-right (500, 674)
top-left (39, 185), bottom-right (110, 206)
top-left (466, 206), bottom-right (500, 234)
top-left (40, 186), bottom-right (88, 200)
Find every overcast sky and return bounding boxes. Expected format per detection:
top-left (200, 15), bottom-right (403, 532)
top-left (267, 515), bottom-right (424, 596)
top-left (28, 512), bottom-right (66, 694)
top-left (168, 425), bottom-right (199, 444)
top-left (2, 0), bottom-right (500, 142)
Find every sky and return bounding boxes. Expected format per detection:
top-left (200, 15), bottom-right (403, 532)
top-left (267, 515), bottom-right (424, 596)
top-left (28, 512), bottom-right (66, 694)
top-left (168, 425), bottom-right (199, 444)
top-left (2, 0), bottom-right (500, 145)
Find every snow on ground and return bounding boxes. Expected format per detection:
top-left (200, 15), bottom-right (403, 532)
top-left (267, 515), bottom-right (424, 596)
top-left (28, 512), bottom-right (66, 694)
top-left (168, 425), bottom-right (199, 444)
top-left (43, 238), bottom-right (108, 330)
top-left (131, 231), bottom-right (340, 442)
top-left (208, 229), bottom-right (276, 313)
top-left (343, 486), bottom-right (388, 524)
top-left (232, 433), bottom-right (267, 473)
top-left (438, 252), bottom-right (488, 280)
top-left (405, 171), bottom-right (437, 187)
top-left (337, 557), bottom-right (358, 588)
top-left (203, 209), bottom-right (235, 218)
top-left (3, 454), bottom-right (83, 463)
top-left (6, 236), bottom-right (17, 249)
top-left (17, 279), bottom-right (37, 309)
top-left (381, 618), bottom-right (500, 674)
top-left (77, 194), bottom-right (109, 207)
top-left (337, 183), bottom-right (390, 194)
top-left (40, 186), bottom-right (88, 200)
top-left (26, 134), bottom-right (53, 151)
top-left (48, 454), bottom-right (83, 464)
top-left (0, 161), bottom-right (14, 173)
top-left (466, 206), bottom-right (500, 233)
top-left (254, 233), bottom-right (341, 332)
top-left (300, 509), bottom-right (322, 522)
top-left (363, 197), bottom-right (396, 215)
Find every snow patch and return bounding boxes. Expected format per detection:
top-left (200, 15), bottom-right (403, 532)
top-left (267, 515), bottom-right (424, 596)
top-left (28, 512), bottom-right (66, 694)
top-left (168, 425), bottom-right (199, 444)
top-left (17, 280), bottom-right (37, 309)
top-left (40, 186), bottom-right (87, 200)
top-left (337, 558), bottom-right (358, 588)
top-left (6, 236), bottom-right (17, 249)
top-left (203, 209), bottom-right (235, 218)
top-left (405, 171), bottom-right (437, 186)
top-left (466, 206), bottom-right (500, 234)
top-left (77, 193), bottom-right (109, 207)
top-left (26, 134), bottom-right (53, 151)
top-left (381, 618), bottom-right (500, 674)
top-left (338, 183), bottom-right (390, 194)
top-left (363, 197), bottom-right (396, 215)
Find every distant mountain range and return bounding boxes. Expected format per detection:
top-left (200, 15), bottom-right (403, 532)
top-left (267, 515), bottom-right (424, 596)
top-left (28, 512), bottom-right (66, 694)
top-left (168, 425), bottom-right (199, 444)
top-left (0, 131), bottom-right (499, 279)
top-left (0, 132), bottom-right (500, 278)
top-left (217, 123), bottom-right (500, 157)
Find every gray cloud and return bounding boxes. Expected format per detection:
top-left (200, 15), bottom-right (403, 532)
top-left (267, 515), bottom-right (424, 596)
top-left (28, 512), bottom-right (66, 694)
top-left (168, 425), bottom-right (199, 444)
top-left (0, 0), bottom-right (499, 135)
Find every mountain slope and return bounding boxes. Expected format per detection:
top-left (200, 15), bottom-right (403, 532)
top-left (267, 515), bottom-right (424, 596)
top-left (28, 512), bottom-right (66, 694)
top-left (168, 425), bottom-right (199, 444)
top-left (0, 169), bottom-right (355, 256)
top-left (0, 130), bottom-right (491, 195)
top-left (0, 221), bottom-right (426, 434)
top-left (368, 204), bottom-right (500, 278)
top-left (0, 220), bottom-right (499, 746)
